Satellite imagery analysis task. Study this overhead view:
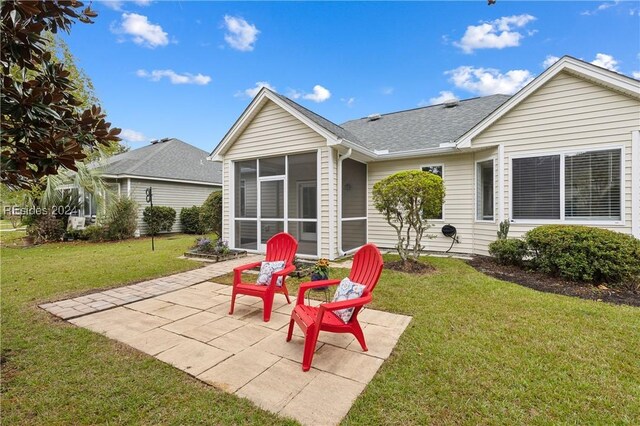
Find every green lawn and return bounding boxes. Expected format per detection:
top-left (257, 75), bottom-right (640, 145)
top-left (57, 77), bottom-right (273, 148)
top-left (2, 237), bottom-right (639, 424)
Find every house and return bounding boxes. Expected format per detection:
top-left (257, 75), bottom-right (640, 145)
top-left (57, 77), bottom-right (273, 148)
top-left (210, 56), bottom-right (640, 259)
top-left (77, 138), bottom-right (221, 234)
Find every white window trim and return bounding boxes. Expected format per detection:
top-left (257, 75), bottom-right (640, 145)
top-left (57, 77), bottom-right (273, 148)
top-left (420, 163), bottom-right (445, 222)
top-left (509, 145), bottom-right (625, 226)
top-left (475, 158), bottom-right (496, 223)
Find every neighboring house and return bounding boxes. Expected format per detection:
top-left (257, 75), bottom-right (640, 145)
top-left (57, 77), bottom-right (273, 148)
top-left (76, 138), bottom-right (221, 234)
top-left (210, 56), bottom-right (640, 259)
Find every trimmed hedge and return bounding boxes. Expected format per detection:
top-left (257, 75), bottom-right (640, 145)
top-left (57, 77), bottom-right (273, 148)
top-left (525, 225), bottom-right (640, 285)
top-left (143, 206), bottom-right (176, 235)
top-left (488, 238), bottom-right (528, 267)
top-left (180, 206), bottom-right (204, 234)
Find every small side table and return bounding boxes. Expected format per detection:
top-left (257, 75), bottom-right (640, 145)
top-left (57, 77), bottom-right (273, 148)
top-left (307, 286), bottom-right (331, 305)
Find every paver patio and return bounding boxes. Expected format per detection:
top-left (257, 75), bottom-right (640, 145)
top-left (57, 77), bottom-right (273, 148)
top-left (40, 257), bottom-right (412, 425)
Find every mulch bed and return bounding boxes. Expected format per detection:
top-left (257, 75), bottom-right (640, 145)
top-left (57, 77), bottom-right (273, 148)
top-left (467, 256), bottom-right (639, 307)
top-left (385, 260), bottom-right (435, 274)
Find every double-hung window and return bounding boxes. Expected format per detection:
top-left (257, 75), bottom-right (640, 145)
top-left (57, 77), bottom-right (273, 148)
top-left (422, 165), bottom-right (444, 220)
top-left (512, 148), bottom-right (622, 222)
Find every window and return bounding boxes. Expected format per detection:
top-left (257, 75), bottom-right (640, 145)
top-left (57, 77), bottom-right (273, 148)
top-left (565, 149), bottom-right (621, 220)
top-left (513, 155), bottom-right (561, 220)
top-left (512, 148), bottom-right (622, 222)
top-left (476, 160), bottom-right (494, 221)
top-left (421, 165), bottom-right (443, 220)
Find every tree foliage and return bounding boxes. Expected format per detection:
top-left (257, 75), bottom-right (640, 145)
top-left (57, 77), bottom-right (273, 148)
top-left (200, 191), bottom-right (222, 236)
top-left (372, 170), bottom-right (445, 264)
top-left (1, 1), bottom-right (121, 189)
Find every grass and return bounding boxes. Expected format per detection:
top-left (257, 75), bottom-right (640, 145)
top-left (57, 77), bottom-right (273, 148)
top-left (1, 234), bottom-right (294, 425)
top-left (2, 238), bottom-right (639, 424)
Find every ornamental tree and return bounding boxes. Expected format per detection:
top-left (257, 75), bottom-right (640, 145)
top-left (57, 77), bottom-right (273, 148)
top-left (372, 170), bottom-right (445, 265)
top-left (1, 0), bottom-right (121, 189)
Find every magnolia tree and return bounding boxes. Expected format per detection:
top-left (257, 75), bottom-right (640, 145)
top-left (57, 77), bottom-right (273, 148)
top-left (372, 170), bottom-right (445, 265)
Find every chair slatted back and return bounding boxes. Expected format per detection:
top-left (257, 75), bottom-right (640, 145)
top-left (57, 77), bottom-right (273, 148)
top-left (348, 244), bottom-right (384, 293)
top-left (265, 232), bottom-right (298, 265)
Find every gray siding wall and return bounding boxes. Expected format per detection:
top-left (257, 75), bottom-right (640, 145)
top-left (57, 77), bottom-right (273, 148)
top-left (126, 178), bottom-right (219, 234)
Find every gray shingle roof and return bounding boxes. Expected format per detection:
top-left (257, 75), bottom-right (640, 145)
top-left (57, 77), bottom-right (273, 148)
top-left (96, 138), bottom-right (221, 184)
top-left (271, 91), bottom-right (364, 145)
top-left (340, 94), bottom-right (511, 153)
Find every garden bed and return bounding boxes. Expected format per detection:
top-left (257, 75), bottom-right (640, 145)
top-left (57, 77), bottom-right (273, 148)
top-left (467, 255), bottom-right (640, 307)
top-left (183, 249), bottom-right (247, 262)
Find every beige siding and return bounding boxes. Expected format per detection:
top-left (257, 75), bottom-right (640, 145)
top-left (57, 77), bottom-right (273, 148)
top-left (225, 101), bottom-right (326, 160)
top-left (472, 71), bottom-right (640, 254)
top-left (128, 179), bottom-right (218, 234)
top-left (220, 100), bottom-right (334, 258)
top-left (367, 153), bottom-right (477, 254)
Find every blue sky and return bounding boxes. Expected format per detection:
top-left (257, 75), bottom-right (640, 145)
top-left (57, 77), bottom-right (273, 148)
top-left (62, 1), bottom-right (640, 152)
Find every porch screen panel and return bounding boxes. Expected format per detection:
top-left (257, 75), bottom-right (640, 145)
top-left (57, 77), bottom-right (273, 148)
top-left (341, 158), bottom-right (367, 251)
top-left (512, 155), bottom-right (560, 220)
top-left (565, 149), bottom-right (621, 220)
top-left (342, 220), bottom-right (366, 252)
top-left (342, 159), bottom-right (367, 218)
top-left (235, 221), bottom-right (257, 250)
top-left (287, 153), bottom-right (317, 219)
top-left (287, 152), bottom-right (318, 256)
top-left (235, 160), bottom-right (257, 218)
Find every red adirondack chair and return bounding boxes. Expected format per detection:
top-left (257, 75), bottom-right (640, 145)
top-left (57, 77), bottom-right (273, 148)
top-left (287, 243), bottom-right (384, 371)
top-left (229, 232), bottom-right (298, 322)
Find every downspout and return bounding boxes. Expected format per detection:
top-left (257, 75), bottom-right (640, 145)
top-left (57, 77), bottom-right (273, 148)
top-left (337, 148), bottom-right (353, 257)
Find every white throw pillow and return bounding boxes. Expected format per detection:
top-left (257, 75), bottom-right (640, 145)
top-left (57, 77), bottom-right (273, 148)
top-left (256, 261), bottom-right (286, 287)
top-left (331, 277), bottom-right (366, 323)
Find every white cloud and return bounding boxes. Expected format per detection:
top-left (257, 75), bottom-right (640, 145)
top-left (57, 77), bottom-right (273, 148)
top-left (454, 14), bottom-right (536, 53)
top-left (426, 91), bottom-right (459, 106)
top-left (341, 97), bottom-right (355, 107)
top-left (591, 53), bottom-right (619, 71)
top-left (302, 85), bottom-right (331, 102)
top-left (542, 55), bottom-right (560, 68)
top-left (286, 85), bottom-right (331, 102)
top-left (114, 13), bottom-right (168, 48)
top-left (632, 71), bottom-right (640, 79)
top-left (136, 69), bottom-right (211, 85)
top-left (223, 15), bottom-right (259, 52)
top-left (447, 66), bottom-right (534, 96)
top-left (236, 81), bottom-right (276, 98)
top-left (581, 1), bottom-right (620, 16)
top-left (380, 87), bottom-right (394, 95)
top-left (120, 129), bottom-right (148, 144)
top-left (102, 0), bottom-right (151, 10)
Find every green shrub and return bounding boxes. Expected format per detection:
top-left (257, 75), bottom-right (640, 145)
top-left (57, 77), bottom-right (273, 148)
top-left (142, 206), bottom-right (176, 235)
top-left (200, 191), bottom-right (222, 236)
top-left (497, 219), bottom-right (510, 240)
top-left (83, 224), bottom-right (105, 242)
top-left (105, 197), bottom-right (138, 240)
top-left (26, 215), bottom-right (64, 244)
top-left (525, 225), bottom-right (640, 285)
top-left (180, 206), bottom-right (204, 234)
top-left (489, 238), bottom-right (528, 266)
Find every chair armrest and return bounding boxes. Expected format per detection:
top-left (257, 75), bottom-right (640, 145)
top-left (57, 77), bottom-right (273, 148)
top-left (268, 264), bottom-right (296, 287)
top-left (233, 261), bottom-right (262, 285)
top-left (233, 261), bottom-right (262, 273)
top-left (320, 293), bottom-right (372, 313)
top-left (296, 279), bottom-right (341, 305)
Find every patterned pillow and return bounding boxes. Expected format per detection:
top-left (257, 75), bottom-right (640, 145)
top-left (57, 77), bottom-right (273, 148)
top-left (256, 261), bottom-right (286, 287)
top-left (331, 277), bottom-right (366, 323)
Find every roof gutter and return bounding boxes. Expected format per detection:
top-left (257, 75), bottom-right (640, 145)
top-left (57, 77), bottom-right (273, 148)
top-left (329, 138), bottom-right (459, 161)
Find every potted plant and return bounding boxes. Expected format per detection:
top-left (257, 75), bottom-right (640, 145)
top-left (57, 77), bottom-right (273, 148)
top-left (308, 258), bottom-right (331, 302)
